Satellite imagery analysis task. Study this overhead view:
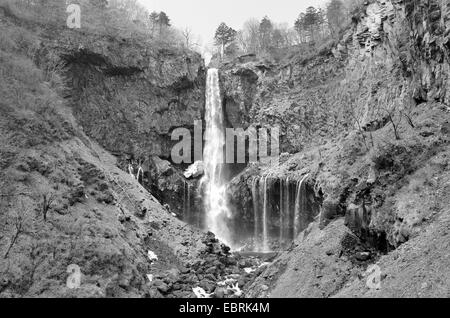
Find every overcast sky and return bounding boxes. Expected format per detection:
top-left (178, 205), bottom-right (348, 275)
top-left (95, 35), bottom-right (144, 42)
top-left (138, 0), bottom-right (329, 45)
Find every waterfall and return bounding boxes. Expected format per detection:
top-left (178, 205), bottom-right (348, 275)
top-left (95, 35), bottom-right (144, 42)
top-left (279, 178), bottom-right (284, 242)
top-left (183, 181), bottom-right (191, 223)
top-left (280, 177), bottom-right (292, 244)
top-left (251, 177), bottom-right (260, 249)
top-left (294, 174), bottom-right (309, 237)
top-left (285, 177), bottom-right (291, 241)
top-left (250, 173), bottom-right (311, 251)
top-left (262, 176), bottom-right (270, 252)
top-left (201, 68), bottom-right (232, 246)
top-left (251, 175), bottom-right (271, 252)
top-left (136, 166), bottom-right (143, 184)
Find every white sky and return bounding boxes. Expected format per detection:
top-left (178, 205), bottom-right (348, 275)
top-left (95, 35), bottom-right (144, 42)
top-left (138, 0), bottom-right (329, 45)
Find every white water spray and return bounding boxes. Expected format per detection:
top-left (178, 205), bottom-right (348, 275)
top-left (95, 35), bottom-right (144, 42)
top-left (201, 68), bottom-right (232, 246)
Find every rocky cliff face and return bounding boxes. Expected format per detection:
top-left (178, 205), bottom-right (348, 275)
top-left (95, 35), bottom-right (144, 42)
top-left (48, 32), bottom-right (206, 161)
top-left (220, 0), bottom-right (450, 152)
top-left (29, 18), bottom-right (207, 219)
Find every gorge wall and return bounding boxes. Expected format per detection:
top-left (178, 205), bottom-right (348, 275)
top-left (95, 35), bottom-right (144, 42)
top-left (220, 0), bottom-right (450, 151)
top-left (33, 20), bottom-right (207, 219)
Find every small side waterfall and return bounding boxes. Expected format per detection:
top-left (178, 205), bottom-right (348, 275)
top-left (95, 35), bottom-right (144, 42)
top-left (279, 178), bottom-right (284, 242)
top-left (285, 177), bottom-right (291, 241)
top-left (251, 177), bottom-right (260, 247)
top-left (262, 176), bottom-right (270, 252)
top-left (294, 174), bottom-right (309, 237)
top-left (201, 68), bottom-right (232, 246)
top-left (183, 181), bottom-right (191, 223)
top-left (251, 174), bottom-right (311, 251)
top-left (251, 176), bottom-right (271, 252)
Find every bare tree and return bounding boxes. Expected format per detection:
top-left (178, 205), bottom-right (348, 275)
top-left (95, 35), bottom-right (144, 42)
top-left (381, 106), bottom-right (402, 140)
top-left (349, 111), bottom-right (370, 151)
top-left (41, 192), bottom-right (56, 222)
top-left (377, 86), bottom-right (403, 140)
top-left (3, 204), bottom-right (29, 259)
top-left (181, 28), bottom-right (192, 49)
top-left (241, 18), bottom-right (261, 53)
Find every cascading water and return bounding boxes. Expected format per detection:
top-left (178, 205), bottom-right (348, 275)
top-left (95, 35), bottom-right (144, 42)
top-left (262, 176), bottom-right (270, 252)
top-left (251, 177), bottom-right (260, 247)
top-left (201, 68), bottom-right (233, 246)
top-left (285, 177), bottom-right (291, 242)
top-left (251, 176), bottom-right (271, 252)
top-left (198, 70), bottom-right (314, 251)
top-left (294, 174), bottom-right (309, 237)
top-left (279, 178), bottom-right (284, 242)
top-left (250, 174), bottom-right (312, 251)
top-left (183, 181), bottom-right (191, 223)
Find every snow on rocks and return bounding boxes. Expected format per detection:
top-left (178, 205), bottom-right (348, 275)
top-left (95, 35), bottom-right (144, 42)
top-left (148, 250), bottom-right (158, 262)
top-left (227, 283), bottom-right (242, 297)
top-left (184, 161), bottom-right (204, 179)
top-left (193, 287), bottom-right (212, 298)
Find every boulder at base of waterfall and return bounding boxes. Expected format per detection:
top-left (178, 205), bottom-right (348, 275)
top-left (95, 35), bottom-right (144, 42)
top-left (152, 156), bottom-right (172, 175)
top-left (184, 161), bottom-right (204, 179)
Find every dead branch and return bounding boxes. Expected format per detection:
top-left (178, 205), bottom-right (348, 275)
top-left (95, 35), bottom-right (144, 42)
top-left (41, 193), bottom-right (56, 222)
top-left (0, 192), bottom-right (33, 198)
top-left (403, 112), bottom-right (415, 128)
top-left (4, 212), bottom-right (25, 259)
top-left (349, 111), bottom-right (370, 151)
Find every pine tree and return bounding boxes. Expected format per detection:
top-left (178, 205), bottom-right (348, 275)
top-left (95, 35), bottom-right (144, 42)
top-left (259, 16), bottom-right (273, 51)
top-left (295, 6), bottom-right (322, 43)
top-left (214, 22), bottom-right (237, 58)
top-left (326, 0), bottom-right (345, 39)
top-left (294, 13), bottom-right (307, 43)
top-left (304, 6), bottom-right (319, 42)
top-left (149, 11), bottom-right (159, 36)
top-left (157, 11), bottom-right (171, 36)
